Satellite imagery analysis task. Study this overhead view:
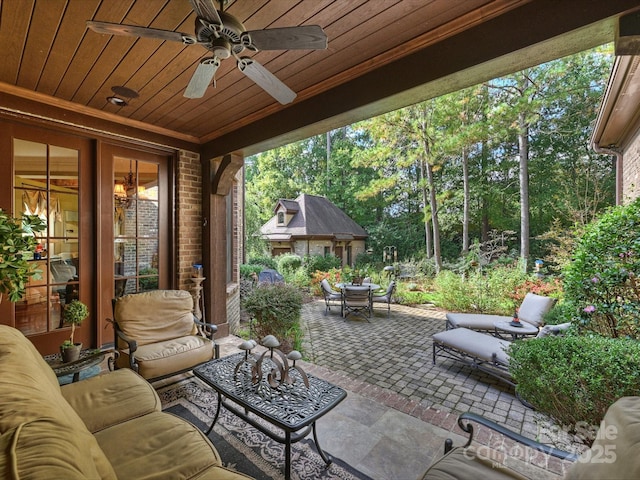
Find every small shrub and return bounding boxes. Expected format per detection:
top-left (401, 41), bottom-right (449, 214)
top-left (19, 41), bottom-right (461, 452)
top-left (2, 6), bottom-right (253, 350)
top-left (309, 268), bottom-right (342, 296)
top-left (241, 283), bottom-right (303, 353)
top-left (277, 253), bottom-right (302, 274)
top-left (509, 335), bottom-right (640, 444)
top-left (240, 264), bottom-right (262, 279)
top-left (563, 198), bottom-right (640, 338)
top-left (247, 256), bottom-right (277, 270)
top-left (303, 254), bottom-right (341, 277)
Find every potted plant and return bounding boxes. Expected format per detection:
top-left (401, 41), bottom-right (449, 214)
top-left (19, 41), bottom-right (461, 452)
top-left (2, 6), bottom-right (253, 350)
top-left (0, 210), bottom-right (46, 303)
top-left (60, 300), bottom-right (89, 363)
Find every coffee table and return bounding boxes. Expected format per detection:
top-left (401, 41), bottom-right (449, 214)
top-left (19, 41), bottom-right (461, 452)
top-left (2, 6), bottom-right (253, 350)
top-left (194, 352), bottom-right (347, 480)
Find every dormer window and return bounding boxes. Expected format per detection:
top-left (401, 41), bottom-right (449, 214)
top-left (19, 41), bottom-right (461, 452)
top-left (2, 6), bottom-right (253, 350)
top-left (277, 212), bottom-right (285, 225)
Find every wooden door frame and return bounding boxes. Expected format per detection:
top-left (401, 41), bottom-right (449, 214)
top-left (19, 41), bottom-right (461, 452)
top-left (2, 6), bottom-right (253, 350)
top-left (0, 121), bottom-right (95, 354)
top-left (96, 141), bottom-right (175, 347)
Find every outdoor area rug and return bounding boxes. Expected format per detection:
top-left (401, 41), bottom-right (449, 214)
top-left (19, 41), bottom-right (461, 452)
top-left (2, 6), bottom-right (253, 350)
top-left (155, 377), bottom-right (374, 480)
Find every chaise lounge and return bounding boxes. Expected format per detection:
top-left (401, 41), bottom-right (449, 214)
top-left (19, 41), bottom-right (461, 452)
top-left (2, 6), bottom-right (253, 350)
top-left (446, 293), bottom-right (556, 333)
top-left (432, 323), bottom-right (571, 388)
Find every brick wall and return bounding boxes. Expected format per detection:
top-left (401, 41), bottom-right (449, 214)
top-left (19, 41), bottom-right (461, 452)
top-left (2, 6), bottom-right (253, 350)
top-left (623, 128), bottom-right (640, 203)
top-left (176, 150), bottom-right (243, 333)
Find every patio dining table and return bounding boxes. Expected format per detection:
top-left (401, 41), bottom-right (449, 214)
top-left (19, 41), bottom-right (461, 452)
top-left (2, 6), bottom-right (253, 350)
top-left (335, 282), bottom-right (380, 291)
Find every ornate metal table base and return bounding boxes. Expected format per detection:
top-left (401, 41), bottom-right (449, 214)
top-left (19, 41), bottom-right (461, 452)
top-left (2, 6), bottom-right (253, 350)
top-left (194, 351), bottom-right (347, 480)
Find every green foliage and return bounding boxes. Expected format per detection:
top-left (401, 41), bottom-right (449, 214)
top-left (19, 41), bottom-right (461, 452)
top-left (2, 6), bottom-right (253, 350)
top-left (241, 283), bottom-right (304, 353)
top-left (563, 198), bottom-right (640, 339)
top-left (509, 335), bottom-right (640, 442)
top-left (138, 267), bottom-right (158, 291)
top-left (0, 211), bottom-right (47, 302)
top-left (240, 264), bottom-right (262, 279)
top-left (277, 253), bottom-right (302, 274)
top-left (63, 300), bottom-right (89, 345)
top-left (394, 287), bottom-right (435, 306)
top-left (432, 263), bottom-right (537, 314)
top-left (247, 256), bottom-right (277, 270)
top-left (303, 254), bottom-right (341, 277)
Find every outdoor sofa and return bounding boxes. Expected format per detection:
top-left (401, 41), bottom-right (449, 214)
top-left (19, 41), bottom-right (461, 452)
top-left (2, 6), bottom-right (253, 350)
top-left (0, 325), bottom-right (252, 479)
top-left (420, 395), bottom-right (640, 479)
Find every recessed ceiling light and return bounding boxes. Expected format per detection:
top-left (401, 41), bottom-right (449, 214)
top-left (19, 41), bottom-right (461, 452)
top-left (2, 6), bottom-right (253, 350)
top-left (107, 96), bottom-right (127, 106)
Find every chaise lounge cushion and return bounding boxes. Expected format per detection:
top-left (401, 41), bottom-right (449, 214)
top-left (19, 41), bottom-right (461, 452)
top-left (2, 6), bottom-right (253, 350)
top-left (433, 328), bottom-right (511, 366)
top-left (446, 293), bottom-right (556, 330)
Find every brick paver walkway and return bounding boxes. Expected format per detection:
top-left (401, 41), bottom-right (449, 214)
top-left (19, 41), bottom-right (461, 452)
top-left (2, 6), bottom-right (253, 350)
top-left (300, 299), bottom-right (578, 458)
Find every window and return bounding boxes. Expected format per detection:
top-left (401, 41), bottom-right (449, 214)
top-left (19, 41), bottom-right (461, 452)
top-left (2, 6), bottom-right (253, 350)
top-left (13, 138), bottom-right (79, 335)
top-left (277, 211), bottom-right (285, 225)
top-left (324, 246), bottom-right (331, 256)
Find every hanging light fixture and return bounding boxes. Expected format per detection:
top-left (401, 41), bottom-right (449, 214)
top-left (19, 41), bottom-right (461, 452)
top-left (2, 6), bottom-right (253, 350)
top-left (114, 160), bottom-right (136, 206)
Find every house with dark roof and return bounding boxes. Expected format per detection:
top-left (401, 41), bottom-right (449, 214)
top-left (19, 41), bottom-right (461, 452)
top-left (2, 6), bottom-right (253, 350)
top-left (260, 194), bottom-right (368, 266)
top-left (591, 55), bottom-right (640, 204)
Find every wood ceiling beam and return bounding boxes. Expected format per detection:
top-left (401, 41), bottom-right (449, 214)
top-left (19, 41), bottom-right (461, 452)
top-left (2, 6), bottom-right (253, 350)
top-left (201, 0), bottom-right (640, 160)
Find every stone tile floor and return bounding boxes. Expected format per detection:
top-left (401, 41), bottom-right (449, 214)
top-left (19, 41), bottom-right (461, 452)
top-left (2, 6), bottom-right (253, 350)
top-left (215, 299), bottom-right (586, 479)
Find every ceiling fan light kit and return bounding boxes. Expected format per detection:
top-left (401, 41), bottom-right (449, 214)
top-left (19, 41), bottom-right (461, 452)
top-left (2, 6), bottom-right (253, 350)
top-left (86, 0), bottom-right (327, 104)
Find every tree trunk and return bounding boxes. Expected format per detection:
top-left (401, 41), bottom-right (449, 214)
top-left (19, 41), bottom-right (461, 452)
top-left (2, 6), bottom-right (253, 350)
top-left (424, 161), bottom-right (442, 272)
top-left (518, 110), bottom-right (530, 269)
top-left (462, 146), bottom-right (470, 254)
top-left (419, 158), bottom-right (432, 258)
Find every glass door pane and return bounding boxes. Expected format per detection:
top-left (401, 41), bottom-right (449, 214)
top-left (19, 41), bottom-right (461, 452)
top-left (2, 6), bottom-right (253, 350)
top-left (113, 156), bottom-right (159, 295)
top-left (13, 139), bottom-right (79, 335)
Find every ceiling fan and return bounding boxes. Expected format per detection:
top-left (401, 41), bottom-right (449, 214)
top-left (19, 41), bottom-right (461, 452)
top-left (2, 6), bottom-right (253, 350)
top-left (86, 0), bottom-right (327, 104)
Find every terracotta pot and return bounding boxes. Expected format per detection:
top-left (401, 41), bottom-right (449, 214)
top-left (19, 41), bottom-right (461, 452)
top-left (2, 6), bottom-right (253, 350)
top-left (60, 343), bottom-right (82, 363)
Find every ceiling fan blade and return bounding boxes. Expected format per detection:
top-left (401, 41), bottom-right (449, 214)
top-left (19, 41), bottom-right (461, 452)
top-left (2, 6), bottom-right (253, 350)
top-left (86, 21), bottom-right (196, 45)
top-left (184, 57), bottom-right (221, 98)
top-left (243, 25), bottom-right (327, 51)
top-left (189, 0), bottom-right (222, 25)
top-left (238, 58), bottom-right (296, 105)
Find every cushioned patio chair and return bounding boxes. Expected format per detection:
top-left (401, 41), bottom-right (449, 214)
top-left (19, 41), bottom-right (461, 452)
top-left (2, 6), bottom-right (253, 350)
top-left (372, 281), bottom-right (396, 317)
top-left (421, 396), bottom-right (640, 479)
top-left (320, 278), bottom-right (342, 315)
top-left (111, 289), bottom-right (219, 381)
top-left (432, 323), bottom-right (571, 390)
top-left (446, 293), bottom-right (556, 333)
top-left (342, 285), bottom-right (372, 321)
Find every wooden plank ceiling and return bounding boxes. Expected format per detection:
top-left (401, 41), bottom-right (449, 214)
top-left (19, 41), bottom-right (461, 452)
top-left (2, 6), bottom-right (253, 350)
top-left (0, 0), bottom-right (639, 155)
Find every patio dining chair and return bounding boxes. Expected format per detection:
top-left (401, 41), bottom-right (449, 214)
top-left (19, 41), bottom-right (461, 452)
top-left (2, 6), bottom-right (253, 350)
top-left (320, 278), bottom-right (342, 315)
top-left (372, 281), bottom-right (396, 317)
top-left (342, 285), bottom-right (372, 321)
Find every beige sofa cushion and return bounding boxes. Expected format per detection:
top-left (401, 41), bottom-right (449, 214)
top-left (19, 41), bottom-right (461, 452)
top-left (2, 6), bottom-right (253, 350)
top-left (421, 446), bottom-right (530, 479)
top-left (115, 290), bottom-right (196, 346)
top-left (566, 396), bottom-right (640, 479)
top-left (95, 411), bottom-right (245, 480)
top-left (61, 369), bottom-right (161, 433)
top-left (0, 325), bottom-right (117, 479)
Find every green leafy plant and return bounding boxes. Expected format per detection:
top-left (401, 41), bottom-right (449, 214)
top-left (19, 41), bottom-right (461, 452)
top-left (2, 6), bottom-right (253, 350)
top-left (563, 198), bottom-right (640, 338)
top-left (509, 335), bottom-right (640, 444)
top-left (0, 210), bottom-right (47, 302)
top-left (242, 283), bottom-right (303, 353)
top-left (62, 300), bottom-right (89, 348)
